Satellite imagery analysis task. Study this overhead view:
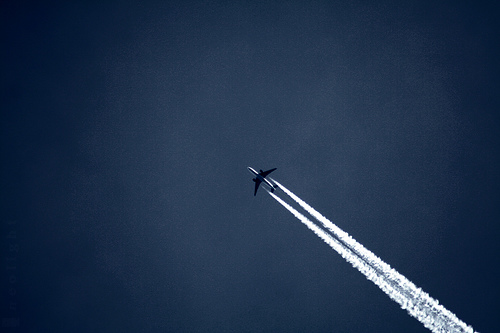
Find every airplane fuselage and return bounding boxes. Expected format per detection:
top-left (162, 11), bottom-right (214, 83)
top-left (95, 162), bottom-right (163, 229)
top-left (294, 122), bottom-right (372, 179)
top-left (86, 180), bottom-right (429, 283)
top-left (247, 167), bottom-right (277, 192)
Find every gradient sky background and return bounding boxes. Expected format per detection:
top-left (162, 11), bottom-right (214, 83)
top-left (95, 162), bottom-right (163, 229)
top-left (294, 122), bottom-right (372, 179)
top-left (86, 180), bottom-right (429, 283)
top-left (2, 1), bottom-right (499, 332)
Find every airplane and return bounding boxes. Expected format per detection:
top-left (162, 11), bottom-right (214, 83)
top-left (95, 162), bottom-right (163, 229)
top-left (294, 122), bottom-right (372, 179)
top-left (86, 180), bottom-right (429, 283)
top-left (247, 167), bottom-right (278, 196)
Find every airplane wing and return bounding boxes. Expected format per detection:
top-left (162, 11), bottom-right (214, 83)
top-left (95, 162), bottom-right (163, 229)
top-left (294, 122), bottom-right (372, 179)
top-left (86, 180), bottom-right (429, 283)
top-left (254, 179), bottom-right (262, 196)
top-left (259, 168), bottom-right (277, 178)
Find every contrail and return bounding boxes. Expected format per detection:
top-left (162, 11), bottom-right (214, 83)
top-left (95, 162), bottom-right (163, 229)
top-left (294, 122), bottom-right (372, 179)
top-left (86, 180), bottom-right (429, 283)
top-left (268, 191), bottom-right (411, 309)
top-left (269, 181), bottom-right (475, 333)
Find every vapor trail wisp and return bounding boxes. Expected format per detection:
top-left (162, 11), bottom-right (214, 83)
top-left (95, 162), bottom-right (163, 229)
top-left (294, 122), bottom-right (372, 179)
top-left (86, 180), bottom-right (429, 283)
top-left (268, 191), bottom-right (416, 306)
top-left (269, 181), bottom-right (475, 333)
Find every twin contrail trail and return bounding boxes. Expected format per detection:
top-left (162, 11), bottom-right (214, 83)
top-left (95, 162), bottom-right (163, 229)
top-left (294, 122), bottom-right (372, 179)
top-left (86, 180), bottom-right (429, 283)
top-left (268, 180), bottom-right (475, 333)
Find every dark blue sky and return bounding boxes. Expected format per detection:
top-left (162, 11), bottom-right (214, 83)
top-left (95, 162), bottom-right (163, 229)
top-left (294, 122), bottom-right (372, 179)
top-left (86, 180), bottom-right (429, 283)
top-left (2, 1), bottom-right (499, 332)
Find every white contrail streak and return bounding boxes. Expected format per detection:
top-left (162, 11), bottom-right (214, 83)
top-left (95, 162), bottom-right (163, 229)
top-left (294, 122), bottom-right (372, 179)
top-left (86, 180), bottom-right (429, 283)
top-left (270, 181), bottom-right (475, 333)
top-left (268, 191), bottom-right (411, 309)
